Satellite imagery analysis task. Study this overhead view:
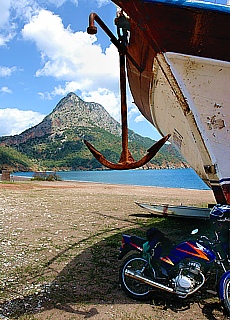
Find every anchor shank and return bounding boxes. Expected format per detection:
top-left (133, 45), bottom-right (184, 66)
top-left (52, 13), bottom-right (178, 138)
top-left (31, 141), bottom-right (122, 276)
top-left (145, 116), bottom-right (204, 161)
top-left (119, 53), bottom-right (129, 163)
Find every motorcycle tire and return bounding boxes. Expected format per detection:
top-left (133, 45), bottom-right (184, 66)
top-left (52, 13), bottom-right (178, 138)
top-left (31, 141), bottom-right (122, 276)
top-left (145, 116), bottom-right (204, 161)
top-left (223, 278), bottom-right (230, 316)
top-left (119, 253), bottom-right (154, 301)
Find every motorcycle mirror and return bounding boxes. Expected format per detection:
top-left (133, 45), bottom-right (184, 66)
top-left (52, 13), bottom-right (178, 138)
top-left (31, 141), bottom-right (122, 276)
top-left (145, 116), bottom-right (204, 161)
top-left (191, 228), bottom-right (198, 235)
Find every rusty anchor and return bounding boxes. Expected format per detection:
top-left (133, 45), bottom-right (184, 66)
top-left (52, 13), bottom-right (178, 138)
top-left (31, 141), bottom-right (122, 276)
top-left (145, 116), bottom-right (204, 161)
top-left (84, 13), bottom-right (171, 170)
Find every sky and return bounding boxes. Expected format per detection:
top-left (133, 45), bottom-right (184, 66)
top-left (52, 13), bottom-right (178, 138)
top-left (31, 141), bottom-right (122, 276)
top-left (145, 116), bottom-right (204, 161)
top-left (0, 0), bottom-right (162, 141)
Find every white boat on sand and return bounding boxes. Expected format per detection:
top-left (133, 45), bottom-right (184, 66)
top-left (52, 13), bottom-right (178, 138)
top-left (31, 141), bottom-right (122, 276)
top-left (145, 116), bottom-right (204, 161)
top-left (135, 202), bottom-right (211, 219)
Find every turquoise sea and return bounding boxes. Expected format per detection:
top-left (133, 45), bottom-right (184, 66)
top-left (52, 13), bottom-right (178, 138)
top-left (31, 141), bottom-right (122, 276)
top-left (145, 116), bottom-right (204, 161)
top-left (14, 168), bottom-right (210, 190)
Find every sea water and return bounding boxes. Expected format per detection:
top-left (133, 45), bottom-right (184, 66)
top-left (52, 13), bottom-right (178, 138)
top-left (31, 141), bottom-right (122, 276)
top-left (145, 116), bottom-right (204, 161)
top-left (14, 168), bottom-right (210, 190)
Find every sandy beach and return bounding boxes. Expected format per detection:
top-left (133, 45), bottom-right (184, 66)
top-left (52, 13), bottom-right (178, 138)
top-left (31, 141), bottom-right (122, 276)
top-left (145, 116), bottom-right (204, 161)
top-left (0, 177), bottom-right (216, 205)
top-left (0, 179), bottom-right (226, 319)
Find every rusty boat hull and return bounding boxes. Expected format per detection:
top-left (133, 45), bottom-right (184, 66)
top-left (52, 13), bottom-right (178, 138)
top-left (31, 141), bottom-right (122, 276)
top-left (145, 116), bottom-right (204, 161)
top-left (112, 0), bottom-right (230, 204)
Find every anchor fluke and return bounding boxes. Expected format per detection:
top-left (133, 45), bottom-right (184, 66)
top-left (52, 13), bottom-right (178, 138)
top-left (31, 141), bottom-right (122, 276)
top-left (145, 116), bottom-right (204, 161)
top-left (84, 134), bottom-right (171, 170)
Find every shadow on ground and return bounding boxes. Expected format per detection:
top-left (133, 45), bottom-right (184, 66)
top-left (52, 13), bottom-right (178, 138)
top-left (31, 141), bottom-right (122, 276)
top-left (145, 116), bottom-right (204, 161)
top-left (0, 215), bottom-right (225, 319)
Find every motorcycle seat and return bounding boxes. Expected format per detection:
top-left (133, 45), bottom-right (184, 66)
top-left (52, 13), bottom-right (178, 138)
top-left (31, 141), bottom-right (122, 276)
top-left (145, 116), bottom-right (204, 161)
top-left (130, 235), bottom-right (146, 247)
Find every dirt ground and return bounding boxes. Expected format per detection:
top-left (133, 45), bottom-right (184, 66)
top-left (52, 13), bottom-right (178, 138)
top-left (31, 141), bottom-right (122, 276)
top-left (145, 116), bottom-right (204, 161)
top-left (0, 179), bottom-right (228, 320)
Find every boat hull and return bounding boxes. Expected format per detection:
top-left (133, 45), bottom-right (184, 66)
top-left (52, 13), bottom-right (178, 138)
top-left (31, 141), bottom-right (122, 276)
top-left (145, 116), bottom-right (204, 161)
top-left (135, 202), bottom-right (211, 219)
top-left (151, 52), bottom-right (230, 204)
top-left (112, 0), bottom-right (230, 204)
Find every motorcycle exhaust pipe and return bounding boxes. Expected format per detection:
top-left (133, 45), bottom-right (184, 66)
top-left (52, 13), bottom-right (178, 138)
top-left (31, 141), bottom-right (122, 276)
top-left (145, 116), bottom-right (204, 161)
top-left (125, 269), bottom-right (174, 294)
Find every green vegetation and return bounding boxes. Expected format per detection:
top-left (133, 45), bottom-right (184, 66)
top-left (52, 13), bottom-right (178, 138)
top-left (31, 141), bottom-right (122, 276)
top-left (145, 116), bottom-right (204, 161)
top-left (32, 172), bottom-right (62, 181)
top-left (1, 127), bottom-right (186, 172)
top-left (0, 145), bottom-right (35, 172)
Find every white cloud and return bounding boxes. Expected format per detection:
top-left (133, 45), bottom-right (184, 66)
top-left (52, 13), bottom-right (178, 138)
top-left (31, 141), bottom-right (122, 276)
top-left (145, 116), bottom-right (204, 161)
top-left (0, 66), bottom-right (17, 77)
top-left (0, 25), bottom-right (16, 46)
top-left (96, 0), bottom-right (110, 7)
top-left (52, 80), bottom-right (92, 95)
top-left (134, 114), bottom-right (145, 123)
top-left (0, 0), bottom-right (111, 45)
top-left (37, 91), bottom-right (52, 100)
top-left (22, 10), bottom-right (119, 81)
top-left (0, 108), bottom-right (45, 136)
top-left (0, 0), bottom-right (11, 27)
top-left (10, 0), bottom-right (40, 22)
top-left (82, 88), bottom-right (120, 120)
top-left (0, 0), bottom-right (39, 45)
top-left (45, 0), bottom-right (79, 7)
top-left (0, 86), bottom-right (12, 94)
top-left (42, 0), bottom-right (108, 8)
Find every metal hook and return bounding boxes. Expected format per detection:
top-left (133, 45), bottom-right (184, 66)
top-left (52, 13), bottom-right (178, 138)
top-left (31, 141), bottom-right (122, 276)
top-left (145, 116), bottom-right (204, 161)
top-left (84, 13), bottom-right (171, 170)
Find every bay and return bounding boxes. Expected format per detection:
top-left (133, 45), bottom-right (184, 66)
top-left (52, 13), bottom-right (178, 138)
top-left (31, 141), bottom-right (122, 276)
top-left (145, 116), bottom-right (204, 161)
top-left (14, 168), bottom-right (210, 190)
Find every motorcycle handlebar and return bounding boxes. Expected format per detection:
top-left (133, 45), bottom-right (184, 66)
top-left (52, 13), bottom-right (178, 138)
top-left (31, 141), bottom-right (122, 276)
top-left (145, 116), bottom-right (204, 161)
top-left (199, 235), bottom-right (210, 241)
top-left (198, 232), bottom-right (221, 246)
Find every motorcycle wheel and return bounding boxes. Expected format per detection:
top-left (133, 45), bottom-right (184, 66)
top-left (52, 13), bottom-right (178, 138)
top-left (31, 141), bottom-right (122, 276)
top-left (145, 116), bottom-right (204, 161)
top-left (223, 278), bottom-right (230, 315)
top-left (119, 254), bottom-right (154, 301)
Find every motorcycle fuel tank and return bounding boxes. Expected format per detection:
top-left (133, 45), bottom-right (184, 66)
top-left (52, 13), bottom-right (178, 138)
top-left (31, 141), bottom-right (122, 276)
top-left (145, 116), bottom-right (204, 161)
top-left (160, 241), bottom-right (216, 266)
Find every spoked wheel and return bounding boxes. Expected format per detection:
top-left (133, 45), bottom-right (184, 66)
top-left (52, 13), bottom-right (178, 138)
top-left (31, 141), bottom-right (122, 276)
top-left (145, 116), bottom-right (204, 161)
top-left (223, 278), bottom-right (230, 316)
top-left (119, 254), bottom-right (154, 301)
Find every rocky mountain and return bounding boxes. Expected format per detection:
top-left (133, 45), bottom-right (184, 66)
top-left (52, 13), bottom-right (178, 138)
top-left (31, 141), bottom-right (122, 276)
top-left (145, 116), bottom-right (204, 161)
top-left (0, 93), bottom-right (187, 171)
top-left (0, 93), bottom-right (121, 145)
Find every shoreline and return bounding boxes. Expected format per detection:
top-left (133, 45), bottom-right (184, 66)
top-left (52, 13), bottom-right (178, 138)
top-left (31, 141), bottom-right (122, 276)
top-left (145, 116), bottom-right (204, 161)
top-left (7, 168), bottom-right (210, 191)
top-left (6, 173), bottom-right (210, 192)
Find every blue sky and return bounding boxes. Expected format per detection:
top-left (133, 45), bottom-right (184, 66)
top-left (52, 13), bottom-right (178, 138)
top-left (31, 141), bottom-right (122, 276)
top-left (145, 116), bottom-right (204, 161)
top-left (0, 0), bottom-right (161, 140)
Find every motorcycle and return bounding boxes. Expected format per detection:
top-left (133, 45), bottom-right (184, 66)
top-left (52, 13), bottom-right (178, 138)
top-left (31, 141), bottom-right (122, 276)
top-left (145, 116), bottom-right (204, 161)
top-left (118, 204), bottom-right (230, 314)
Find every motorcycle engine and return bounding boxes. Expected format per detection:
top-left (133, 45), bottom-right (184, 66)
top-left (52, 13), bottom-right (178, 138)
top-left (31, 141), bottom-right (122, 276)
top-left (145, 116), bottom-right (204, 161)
top-left (173, 261), bottom-right (202, 297)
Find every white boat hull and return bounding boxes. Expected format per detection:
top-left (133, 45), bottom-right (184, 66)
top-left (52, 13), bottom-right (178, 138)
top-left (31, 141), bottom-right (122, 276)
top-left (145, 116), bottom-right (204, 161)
top-left (136, 202), bottom-right (211, 219)
top-left (149, 52), bottom-right (230, 202)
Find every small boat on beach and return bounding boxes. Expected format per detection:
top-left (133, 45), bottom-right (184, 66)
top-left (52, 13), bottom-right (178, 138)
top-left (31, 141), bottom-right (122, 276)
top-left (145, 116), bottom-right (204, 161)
top-left (135, 202), bottom-right (211, 219)
top-left (110, 0), bottom-right (230, 205)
